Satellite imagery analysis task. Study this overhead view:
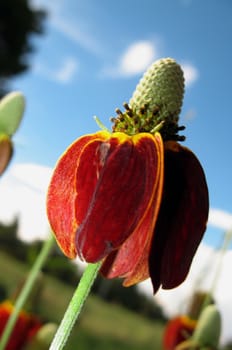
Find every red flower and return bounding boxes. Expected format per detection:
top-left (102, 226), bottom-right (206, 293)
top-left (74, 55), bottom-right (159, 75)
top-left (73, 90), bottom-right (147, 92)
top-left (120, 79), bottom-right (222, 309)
top-left (163, 315), bottom-right (197, 350)
top-left (0, 301), bottom-right (42, 350)
top-left (47, 129), bottom-right (208, 292)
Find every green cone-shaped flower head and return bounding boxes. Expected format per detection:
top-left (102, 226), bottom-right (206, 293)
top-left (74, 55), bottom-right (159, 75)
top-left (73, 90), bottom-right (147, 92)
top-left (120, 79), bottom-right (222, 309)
top-left (130, 57), bottom-right (184, 124)
top-left (112, 58), bottom-right (185, 140)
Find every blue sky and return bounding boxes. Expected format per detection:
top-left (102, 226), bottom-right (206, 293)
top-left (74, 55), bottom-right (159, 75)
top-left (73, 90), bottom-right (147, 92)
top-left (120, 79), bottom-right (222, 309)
top-left (6, 0), bottom-right (232, 246)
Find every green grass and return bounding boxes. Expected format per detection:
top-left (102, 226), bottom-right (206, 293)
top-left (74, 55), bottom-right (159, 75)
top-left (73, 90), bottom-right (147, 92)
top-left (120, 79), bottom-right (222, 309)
top-left (0, 250), bottom-right (164, 349)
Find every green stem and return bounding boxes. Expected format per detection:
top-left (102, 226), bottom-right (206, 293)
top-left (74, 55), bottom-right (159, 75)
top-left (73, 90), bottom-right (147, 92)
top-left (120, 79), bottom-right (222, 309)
top-left (210, 229), bottom-right (232, 293)
top-left (201, 229), bottom-right (232, 311)
top-left (0, 234), bottom-right (55, 350)
top-left (49, 261), bottom-right (102, 350)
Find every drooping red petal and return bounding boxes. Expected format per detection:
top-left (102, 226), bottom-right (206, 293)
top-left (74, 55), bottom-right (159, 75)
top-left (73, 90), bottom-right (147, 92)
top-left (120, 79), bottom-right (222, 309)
top-left (122, 195), bottom-right (161, 286)
top-left (101, 195), bottom-right (159, 285)
top-left (76, 132), bottom-right (164, 262)
top-left (47, 131), bottom-right (108, 258)
top-left (149, 141), bottom-right (209, 293)
top-left (101, 132), bottom-right (164, 286)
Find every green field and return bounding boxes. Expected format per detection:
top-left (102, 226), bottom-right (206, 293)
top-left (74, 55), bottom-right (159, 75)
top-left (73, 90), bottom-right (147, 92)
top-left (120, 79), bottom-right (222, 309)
top-left (0, 250), bottom-right (164, 349)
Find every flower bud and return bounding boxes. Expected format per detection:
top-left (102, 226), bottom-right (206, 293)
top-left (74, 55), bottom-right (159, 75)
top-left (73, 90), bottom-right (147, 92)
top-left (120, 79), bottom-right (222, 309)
top-left (0, 91), bottom-right (25, 136)
top-left (191, 305), bottom-right (221, 348)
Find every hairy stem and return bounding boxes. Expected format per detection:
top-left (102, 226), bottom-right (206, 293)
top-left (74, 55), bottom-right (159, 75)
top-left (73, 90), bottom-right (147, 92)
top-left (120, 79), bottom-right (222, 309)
top-left (49, 261), bottom-right (102, 350)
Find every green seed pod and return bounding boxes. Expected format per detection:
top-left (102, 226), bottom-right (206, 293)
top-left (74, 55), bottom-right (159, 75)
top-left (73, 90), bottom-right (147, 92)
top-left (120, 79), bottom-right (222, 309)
top-left (191, 305), bottom-right (221, 348)
top-left (0, 91), bottom-right (25, 136)
top-left (130, 57), bottom-right (185, 126)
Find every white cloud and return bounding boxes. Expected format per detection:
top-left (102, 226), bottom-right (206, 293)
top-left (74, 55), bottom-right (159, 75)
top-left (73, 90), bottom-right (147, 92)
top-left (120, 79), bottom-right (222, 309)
top-left (208, 208), bottom-right (232, 231)
top-left (102, 41), bottom-right (158, 78)
top-left (119, 41), bottom-right (157, 76)
top-left (53, 57), bottom-right (79, 83)
top-left (181, 62), bottom-right (199, 86)
top-left (0, 163), bottom-right (53, 242)
top-left (34, 57), bottom-right (79, 84)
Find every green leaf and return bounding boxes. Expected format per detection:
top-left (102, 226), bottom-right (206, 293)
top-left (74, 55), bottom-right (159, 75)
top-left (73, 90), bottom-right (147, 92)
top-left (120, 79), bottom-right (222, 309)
top-left (0, 91), bottom-right (25, 136)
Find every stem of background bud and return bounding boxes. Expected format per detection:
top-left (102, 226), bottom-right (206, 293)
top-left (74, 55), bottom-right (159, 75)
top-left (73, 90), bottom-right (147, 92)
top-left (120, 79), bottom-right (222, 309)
top-left (0, 234), bottom-right (55, 350)
top-left (49, 261), bottom-right (102, 350)
top-left (201, 229), bottom-right (232, 311)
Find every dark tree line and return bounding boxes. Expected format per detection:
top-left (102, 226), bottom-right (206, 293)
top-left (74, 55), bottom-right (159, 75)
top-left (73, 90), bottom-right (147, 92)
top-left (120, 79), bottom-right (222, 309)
top-left (0, 0), bottom-right (46, 96)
